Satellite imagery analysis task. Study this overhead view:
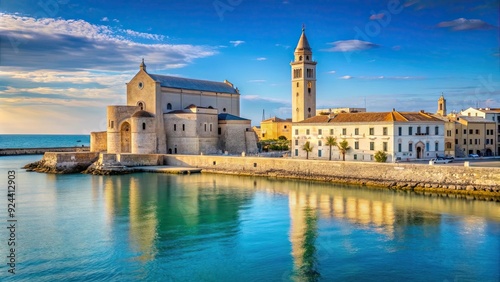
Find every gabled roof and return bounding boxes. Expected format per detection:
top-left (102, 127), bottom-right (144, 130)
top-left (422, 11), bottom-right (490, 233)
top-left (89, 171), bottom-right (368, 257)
top-left (297, 111), bottom-right (444, 124)
top-left (218, 113), bottom-right (249, 121)
top-left (148, 74), bottom-right (239, 94)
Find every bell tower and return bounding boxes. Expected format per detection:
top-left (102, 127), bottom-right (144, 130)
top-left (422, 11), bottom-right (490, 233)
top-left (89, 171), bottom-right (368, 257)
top-left (291, 26), bottom-right (317, 122)
top-left (437, 93), bottom-right (447, 116)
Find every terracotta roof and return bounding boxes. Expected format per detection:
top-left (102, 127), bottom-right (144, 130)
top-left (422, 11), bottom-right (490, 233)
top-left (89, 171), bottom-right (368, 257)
top-left (297, 111), bottom-right (444, 124)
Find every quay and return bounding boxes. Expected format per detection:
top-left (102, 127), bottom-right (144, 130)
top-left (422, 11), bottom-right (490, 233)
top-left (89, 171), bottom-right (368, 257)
top-left (134, 166), bottom-right (202, 174)
top-left (0, 147), bottom-right (90, 156)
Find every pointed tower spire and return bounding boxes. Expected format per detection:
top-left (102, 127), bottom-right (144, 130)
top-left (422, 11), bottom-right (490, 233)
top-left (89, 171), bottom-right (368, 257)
top-left (295, 26), bottom-right (311, 53)
top-left (140, 58), bottom-right (147, 72)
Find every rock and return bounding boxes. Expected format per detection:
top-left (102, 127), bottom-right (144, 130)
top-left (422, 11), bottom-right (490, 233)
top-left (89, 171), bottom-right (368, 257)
top-left (466, 185), bottom-right (475, 191)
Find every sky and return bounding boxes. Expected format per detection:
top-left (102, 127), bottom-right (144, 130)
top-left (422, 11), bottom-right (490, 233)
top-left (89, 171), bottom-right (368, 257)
top-left (0, 0), bottom-right (498, 134)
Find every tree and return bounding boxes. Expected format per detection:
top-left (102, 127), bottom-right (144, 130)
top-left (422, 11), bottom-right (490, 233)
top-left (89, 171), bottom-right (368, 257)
top-left (337, 139), bottom-right (350, 161)
top-left (302, 141), bottom-right (314, 159)
top-left (325, 136), bottom-right (337, 161)
top-left (374, 150), bottom-right (388, 162)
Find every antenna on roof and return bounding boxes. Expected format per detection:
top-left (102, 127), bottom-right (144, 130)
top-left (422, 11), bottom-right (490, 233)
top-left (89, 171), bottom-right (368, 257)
top-left (262, 109), bottom-right (265, 121)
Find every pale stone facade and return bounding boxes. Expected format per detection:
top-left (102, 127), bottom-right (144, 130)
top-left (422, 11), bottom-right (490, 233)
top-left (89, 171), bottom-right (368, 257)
top-left (460, 107), bottom-right (500, 155)
top-left (291, 111), bottom-right (445, 162)
top-left (91, 60), bottom-right (257, 155)
top-left (453, 116), bottom-right (496, 157)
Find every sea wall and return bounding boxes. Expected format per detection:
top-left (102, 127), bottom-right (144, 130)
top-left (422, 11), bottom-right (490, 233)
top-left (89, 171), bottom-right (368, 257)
top-left (24, 152), bottom-right (99, 173)
top-left (165, 155), bottom-right (500, 194)
top-left (0, 147), bottom-right (89, 156)
top-left (90, 132), bottom-right (107, 152)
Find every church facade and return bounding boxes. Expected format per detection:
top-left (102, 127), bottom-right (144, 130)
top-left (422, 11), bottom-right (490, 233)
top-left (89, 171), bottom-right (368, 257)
top-left (90, 60), bottom-right (258, 155)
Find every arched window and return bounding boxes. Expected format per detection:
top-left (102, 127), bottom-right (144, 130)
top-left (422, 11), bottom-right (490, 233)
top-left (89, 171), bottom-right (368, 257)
top-left (306, 55), bottom-right (309, 60)
top-left (137, 102), bottom-right (144, 110)
top-left (223, 108), bottom-right (227, 112)
top-left (142, 122), bottom-right (146, 130)
top-left (299, 55), bottom-right (302, 61)
top-left (308, 108), bottom-right (311, 113)
top-left (167, 103), bottom-right (172, 110)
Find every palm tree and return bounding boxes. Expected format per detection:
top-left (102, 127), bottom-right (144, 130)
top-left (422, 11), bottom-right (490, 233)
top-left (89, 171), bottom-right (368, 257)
top-left (302, 141), bottom-right (314, 160)
top-left (337, 139), bottom-right (351, 161)
top-left (325, 136), bottom-right (337, 161)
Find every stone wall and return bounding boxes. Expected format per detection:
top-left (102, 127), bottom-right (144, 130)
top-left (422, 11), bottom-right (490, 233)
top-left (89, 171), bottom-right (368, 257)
top-left (165, 155), bottom-right (500, 194)
top-left (25, 152), bottom-right (99, 173)
top-left (117, 154), bottom-right (164, 166)
top-left (90, 132), bottom-right (107, 152)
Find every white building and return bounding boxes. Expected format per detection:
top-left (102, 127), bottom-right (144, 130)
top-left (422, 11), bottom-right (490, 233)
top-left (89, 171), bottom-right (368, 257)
top-left (291, 110), bottom-right (445, 162)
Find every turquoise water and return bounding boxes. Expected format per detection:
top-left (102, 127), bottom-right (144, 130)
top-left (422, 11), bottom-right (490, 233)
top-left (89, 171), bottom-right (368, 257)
top-left (0, 135), bottom-right (90, 149)
top-left (0, 155), bottom-right (499, 281)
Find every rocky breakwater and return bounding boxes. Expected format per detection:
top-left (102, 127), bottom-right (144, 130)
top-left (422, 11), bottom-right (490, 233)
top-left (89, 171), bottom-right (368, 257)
top-left (83, 153), bottom-right (164, 175)
top-left (24, 152), bottom-right (99, 174)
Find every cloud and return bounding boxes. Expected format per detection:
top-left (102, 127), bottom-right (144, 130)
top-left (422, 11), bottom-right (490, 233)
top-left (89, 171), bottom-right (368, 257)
top-left (0, 13), bottom-right (217, 71)
top-left (122, 29), bottom-right (165, 41)
top-left (327, 70), bottom-right (336, 74)
top-left (113, 19), bottom-right (119, 23)
top-left (248, 80), bottom-right (266, 83)
top-left (101, 17), bottom-right (109, 22)
top-left (339, 75), bottom-right (353, 80)
top-left (369, 13), bottom-right (385, 20)
top-left (241, 95), bottom-right (289, 105)
top-left (229, 40), bottom-right (245, 47)
top-left (324, 40), bottom-right (379, 52)
top-left (275, 43), bottom-right (291, 49)
top-left (255, 57), bottom-right (267, 61)
top-left (437, 18), bottom-right (496, 31)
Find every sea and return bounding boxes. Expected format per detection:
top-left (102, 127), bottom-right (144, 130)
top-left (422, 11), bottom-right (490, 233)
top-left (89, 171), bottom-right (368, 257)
top-left (0, 134), bottom-right (90, 149)
top-left (0, 147), bottom-right (499, 280)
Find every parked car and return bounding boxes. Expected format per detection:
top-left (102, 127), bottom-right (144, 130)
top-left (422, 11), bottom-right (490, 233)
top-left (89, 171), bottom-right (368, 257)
top-left (437, 155), bottom-right (455, 162)
top-left (429, 158), bottom-right (451, 164)
top-left (468, 154), bottom-right (479, 158)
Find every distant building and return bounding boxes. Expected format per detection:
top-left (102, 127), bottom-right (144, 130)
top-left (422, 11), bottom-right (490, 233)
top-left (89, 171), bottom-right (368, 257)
top-left (260, 117), bottom-right (293, 140)
top-left (291, 110), bottom-right (445, 162)
top-left (317, 108), bottom-right (366, 115)
top-left (460, 107), bottom-right (500, 155)
top-left (90, 60), bottom-right (258, 155)
top-left (452, 115), bottom-right (496, 157)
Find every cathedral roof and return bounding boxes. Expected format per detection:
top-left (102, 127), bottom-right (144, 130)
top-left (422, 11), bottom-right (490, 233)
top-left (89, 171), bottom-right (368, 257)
top-left (132, 110), bottom-right (154, 118)
top-left (148, 74), bottom-right (239, 94)
top-left (295, 28), bottom-right (311, 52)
top-left (218, 113), bottom-right (249, 121)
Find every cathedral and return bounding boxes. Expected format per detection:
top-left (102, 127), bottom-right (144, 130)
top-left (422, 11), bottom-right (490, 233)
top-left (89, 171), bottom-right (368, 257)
top-left (90, 60), bottom-right (258, 155)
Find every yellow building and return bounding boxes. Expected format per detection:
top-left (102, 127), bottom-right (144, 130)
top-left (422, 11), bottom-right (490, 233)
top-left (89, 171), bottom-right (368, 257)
top-left (453, 116), bottom-right (496, 157)
top-left (260, 117), bottom-right (292, 140)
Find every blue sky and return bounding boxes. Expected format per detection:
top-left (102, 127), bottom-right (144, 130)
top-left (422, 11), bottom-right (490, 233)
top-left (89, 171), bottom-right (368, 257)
top-left (0, 0), bottom-right (498, 134)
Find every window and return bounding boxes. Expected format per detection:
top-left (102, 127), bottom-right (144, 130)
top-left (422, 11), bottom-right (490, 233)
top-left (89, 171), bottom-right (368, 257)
top-left (370, 142), bottom-right (375, 150)
top-left (475, 139), bottom-right (478, 145)
top-left (295, 129), bottom-right (299, 135)
top-left (417, 126), bottom-right (421, 135)
top-left (447, 142), bottom-right (452, 149)
top-left (142, 122), bottom-right (146, 130)
top-left (435, 126), bottom-right (439, 135)
top-left (475, 129), bottom-right (479, 134)
top-left (355, 128), bottom-right (359, 135)
top-left (469, 139), bottom-right (472, 144)
top-left (138, 102), bottom-right (144, 110)
top-left (167, 103), bottom-right (172, 110)
top-left (426, 142), bottom-right (430, 151)
top-left (409, 143), bottom-right (413, 152)
top-left (330, 129), bottom-right (334, 135)
top-left (318, 129), bottom-right (322, 135)
top-left (296, 82), bottom-right (299, 87)
top-left (354, 141), bottom-right (359, 149)
top-left (469, 129), bottom-right (473, 134)
top-left (307, 68), bottom-right (314, 78)
top-left (463, 139), bottom-right (466, 145)
top-left (354, 154), bottom-right (357, 160)
top-left (398, 143), bottom-right (402, 152)
top-left (110, 120), bottom-right (114, 129)
top-left (447, 130), bottom-right (452, 137)
top-left (318, 150), bottom-right (322, 157)
top-left (486, 139), bottom-right (489, 145)
top-left (295, 140), bottom-right (299, 146)
top-left (223, 108), bottom-right (227, 113)
top-left (435, 142), bottom-right (439, 151)
top-left (318, 140), bottom-right (322, 146)
top-left (464, 129), bottom-right (467, 134)
top-left (306, 129), bottom-right (310, 135)
top-left (293, 69), bottom-right (302, 78)
top-left (308, 108), bottom-right (311, 113)
top-left (455, 129), bottom-right (458, 134)
top-left (174, 124), bottom-right (177, 131)
top-left (182, 124), bottom-right (185, 131)
top-left (426, 126), bottom-right (430, 135)
top-left (369, 128), bottom-right (374, 135)
top-left (218, 127), bottom-right (222, 135)
top-left (455, 139), bottom-right (458, 145)
top-left (342, 128), bottom-right (347, 135)
top-left (204, 124), bottom-right (207, 132)
top-left (295, 149), bottom-right (298, 156)
top-left (383, 127), bottom-right (388, 135)
top-left (284, 125), bottom-right (288, 129)
top-left (209, 124), bottom-right (213, 132)
top-left (383, 142), bottom-right (388, 151)
top-left (409, 127), bottom-right (413, 135)
top-left (398, 127), bottom-right (402, 136)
